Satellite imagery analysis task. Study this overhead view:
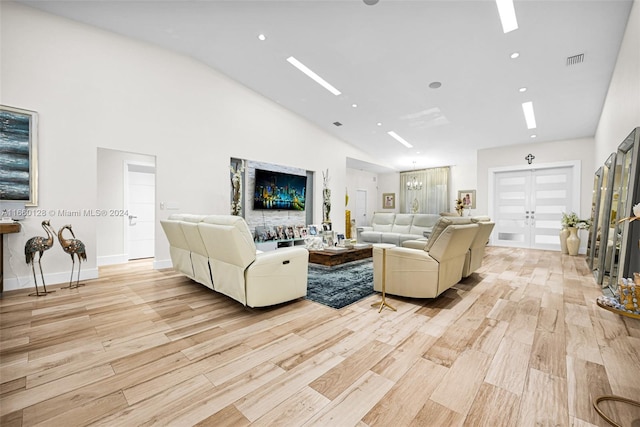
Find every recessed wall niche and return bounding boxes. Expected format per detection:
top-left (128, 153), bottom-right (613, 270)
top-left (233, 158), bottom-right (314, 235)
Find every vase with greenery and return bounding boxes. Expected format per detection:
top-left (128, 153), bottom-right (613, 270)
top-left (561, 212), bottom-right (591, 256)
top-left (455, 198), bottom-right (465, 216)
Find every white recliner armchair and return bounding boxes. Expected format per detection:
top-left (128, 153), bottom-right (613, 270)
top-left (374, 219), bottom-right (479, 298)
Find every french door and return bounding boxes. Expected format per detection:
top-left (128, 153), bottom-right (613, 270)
top-left (492, 165), bottom-right (577, 251)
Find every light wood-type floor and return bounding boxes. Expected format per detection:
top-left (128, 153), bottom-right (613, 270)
top-left (1, 247), bottom-right (639, 426)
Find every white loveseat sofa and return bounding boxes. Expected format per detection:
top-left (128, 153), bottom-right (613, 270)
top-left (161, 214), bottom-right (308, 307)
top-left (373, 217), bottom-right (479, 298)
top-left (402, 216), bottom-right (495, 278)
top-left (357, 213), bottom-right (440, 246)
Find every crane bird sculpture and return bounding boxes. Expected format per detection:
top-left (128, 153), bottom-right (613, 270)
top-left (24, 220), bottom-right (56, 296)
top-left (58, 224), bottom-right (87, 289)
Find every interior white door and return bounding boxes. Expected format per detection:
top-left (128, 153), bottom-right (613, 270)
top-left (355, 190), bottom-right (367, 226)
top-left (127, 165), bottom-right (155, 259)
top-left (493, 166), bottom-right (575, 250)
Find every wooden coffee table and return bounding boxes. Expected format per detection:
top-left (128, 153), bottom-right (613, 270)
top-left (308, 245), bottom-right (372, 267)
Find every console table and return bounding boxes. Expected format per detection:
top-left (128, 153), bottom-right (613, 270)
top-left (0, 222), bottom-right (21, 295)
top-left (255, 238), bottom-right (305, 252)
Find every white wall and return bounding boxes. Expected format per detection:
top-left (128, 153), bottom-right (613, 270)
top-left (594, 0), bottom-right (640, 162)
top-left (451, 160), bottom-right (478, 215)
top-left (376, 173), bottom-right (401, 213)
top-left (0, 3), bottom-right (380, 290)
top-left (346, 168), bottom-right (379, 226)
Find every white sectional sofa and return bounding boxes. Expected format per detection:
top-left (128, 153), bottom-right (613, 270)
top-left (356, 213), bottom-right (440, 246)
top-left (160, 214), bottom-right (308, 307)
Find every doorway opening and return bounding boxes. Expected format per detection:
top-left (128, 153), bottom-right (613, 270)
top-left (355, 189), bottom-right (368, 227)
top-left (97, 148), bottom-right (156, 266)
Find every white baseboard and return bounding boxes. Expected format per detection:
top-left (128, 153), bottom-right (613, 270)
top-left (153, 259), bottom-right (173, 270)
top-left (3, 260), bottom-right (174, 292)
top-left (97, 254), bottom-right (128, 266)
top-left (3, 268), bottom-right (99, 292)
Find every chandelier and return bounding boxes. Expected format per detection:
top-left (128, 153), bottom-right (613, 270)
top-left (406, 161), bottom-right (423, 191)
top-left (407, 176), bottom-right (423, 191)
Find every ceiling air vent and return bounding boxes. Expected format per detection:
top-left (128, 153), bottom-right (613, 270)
top-left (333, 121), bottom-right (343, 127)
top-left (566, 53), bottom-right (584, 66)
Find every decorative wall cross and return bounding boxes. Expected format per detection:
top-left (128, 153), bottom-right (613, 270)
top-left (525, 153), bottom-right (535, 164)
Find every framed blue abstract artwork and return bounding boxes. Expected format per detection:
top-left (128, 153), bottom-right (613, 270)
top-left (0, 105), bottom-right (38, 206)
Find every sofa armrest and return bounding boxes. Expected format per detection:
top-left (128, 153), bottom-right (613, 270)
top-left (402, 239), bottom-right (428, 250)
top-left (356, 226), bottom-right (373, 242)
top-left (245, 247), bottom-right (308, 307)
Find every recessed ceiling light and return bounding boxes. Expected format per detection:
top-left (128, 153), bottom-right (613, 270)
top-left (510, 52), bottom-right (520, 59)
top-left (377, 122), bottom-right (383, 126)
top-left (496, 0), bottom-right (518, 33)
top-left (429, 81), bottom-right (442, 89)
top-left (519, 87), bottom-right (527, 92)
top-left (286, 56), bottom-right (341, 96)
top-left (530, 134), bottom-right (537, 138)
top-left (387, 131), bottom-right (413, 148)
top-left (352, 103), bottom-right (358, 108)
top-left (257, 34), bottom-right (266, 41)
top-left (522, 101), bottom-right (537, 129)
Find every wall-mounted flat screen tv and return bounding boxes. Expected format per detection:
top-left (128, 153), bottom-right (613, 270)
top-left (253, 169), bottom-right (306, 211)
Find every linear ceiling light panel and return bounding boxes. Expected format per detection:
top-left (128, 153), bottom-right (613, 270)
top-left (496, 0), bottom-right (518, 33)
top-left (387, 131), bottom-right (413, 148)
top-left (522, 101), bottom-right (537, 129)
top-left (286, 56), bottom-right (341, 96)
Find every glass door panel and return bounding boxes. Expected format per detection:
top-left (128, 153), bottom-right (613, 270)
top-left (531, 167), bottom-right (573, 250)
top-left (493, 171), bottom-right (529, 247)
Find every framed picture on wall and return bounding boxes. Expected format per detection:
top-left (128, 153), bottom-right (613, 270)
top-left (383, 193), bottom-right (395, 209)
top-left (0, 105), bottom-right (38, 206)
top-left (457, 190), bottom-right (476, 209)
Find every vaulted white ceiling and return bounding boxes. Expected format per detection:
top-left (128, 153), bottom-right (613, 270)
top-left (19, 0), bottom-right (634, 171)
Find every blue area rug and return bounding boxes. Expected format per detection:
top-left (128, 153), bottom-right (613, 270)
top-left (306, 260), bottom-right (374, 309)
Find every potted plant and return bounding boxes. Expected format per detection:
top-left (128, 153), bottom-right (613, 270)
top-left (455, 198), bottom-right (465, 216)
top-left (561, 212), bottom-right (591, 256)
